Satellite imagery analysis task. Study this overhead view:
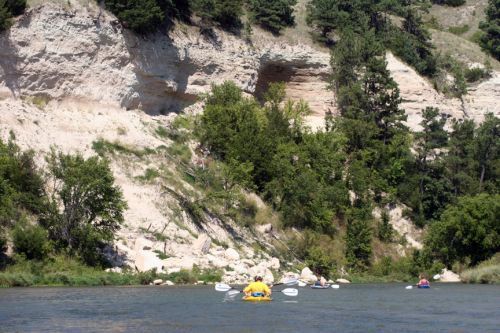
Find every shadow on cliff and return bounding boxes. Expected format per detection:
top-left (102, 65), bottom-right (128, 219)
top-left (122, 32), bottom-right (200, 116)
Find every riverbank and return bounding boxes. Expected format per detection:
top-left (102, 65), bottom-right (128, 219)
top-left (0, 255), bottom-right (222, 288)
top-left (461, 254), bottom-right (500, 284)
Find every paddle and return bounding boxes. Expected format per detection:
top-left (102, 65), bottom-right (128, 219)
top-left (215, 283), bottom-right (298, 297)
top-left (331, 284), bottom-right (340, 289)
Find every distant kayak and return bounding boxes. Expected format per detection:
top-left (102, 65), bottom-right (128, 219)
top-left (311, 284), bottom-right (330, 289)
top-left (243, 295), bottom-right (272, 302)
top-left (417, 285), bottom-right (430, 289)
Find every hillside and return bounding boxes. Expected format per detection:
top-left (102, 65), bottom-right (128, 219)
top-left (0, 0), bottom-right (498, 285)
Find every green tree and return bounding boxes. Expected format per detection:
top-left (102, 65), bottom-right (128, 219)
top-left (345, 205), bottom-right (373, 270)
top-left (425, 194), bottom-right (500, 267)
top-left (445, 119), bottom-right (477, 196)
top-left (377, 210), bottom-right (393, 242)
top-left (6, 0), bottom-right (26, 16)
top-left (402, 107), bottom-right (452, 225)
top-left (479, 0), bottom-right (500, 60)
top-left (0, 139), bottom-right (46, 228)
top-left (43, 151), bottom-right (127, 266)
top-left (0, 0), bottom-right (12, 31)
top-left (431, 0), bottom-right (466, 7)
top-left (386, 8), bottom-right (437, 76)
top-left (190, 0), bottom-right (243, 30)
top-left (13, 223), bottom-right (51, 260)
top-left (249, 0), bottom-right (297, 35)
top-left (473, 113), bottom-right (499, 192)
top-left (104, 0), bottom-right (164, 33)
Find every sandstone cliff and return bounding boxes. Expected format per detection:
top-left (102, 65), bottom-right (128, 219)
top-left (0, 2), bottom-right (498, 281)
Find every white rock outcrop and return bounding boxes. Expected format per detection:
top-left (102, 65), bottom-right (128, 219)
top-left (300, 267), bottom-right (317, 283)
top-left (438, 269), bottom-right (461, 283)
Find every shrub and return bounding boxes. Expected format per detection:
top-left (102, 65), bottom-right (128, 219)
top-left (43, 150), bottom-right (127, 266)
top-left (104, 0), bottom-right (164, 33)
top-left (432, 0), bottom-right (466, 6)
top-left (0, 0), bottom-right (12, 31)
top-left (6, 0), bottom-right (26, 16)
top-left (425, 194), bottom-right (500, 267)
top-left (12, 224), bottom-right (51, 260)
top-left (190, 0), bottom-right (243, 30)
top-left (464, 67), bottom-right (491, 82)
top-left (448, 24), bottom-right (469, 35)
top-left (249, 0), bottom-right (297, 35)
top-left (479, 0), bottom-right (500, 60)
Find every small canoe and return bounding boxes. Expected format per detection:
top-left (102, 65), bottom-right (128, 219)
top-left (417, 285), bottom-right (430, 289)
top-left (310, 284), bottom-right (330, 289)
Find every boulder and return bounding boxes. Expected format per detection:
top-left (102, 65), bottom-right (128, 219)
top-left (300, 267), bottom-right (317, 283)
top-left (269, 257), bottom-right (280, 270)
top-left (193, 234), bottom-right (211, 254)
top-left (336, 278), bottom-right (351, 284)
top-left (162, 257), bottom-right (195, 271)
top-left (256, 223), bottom-right (273, 234)
top-left (224, 248), bottom-right (240, 261)
top-left (165, 280), bottom-right (175, 286)
top-left (134, 251), bottom-right (164, 272)
top-left (438, 269), bottom-right (461, 282)
top-left (153, 279), bottom-right (163, 285)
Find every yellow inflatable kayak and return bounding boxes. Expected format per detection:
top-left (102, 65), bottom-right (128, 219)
top-left (243, 295), bottom-right (272, 302)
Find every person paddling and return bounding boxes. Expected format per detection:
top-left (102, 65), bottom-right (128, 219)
top-left (314, 274), bottom-right (327, 287)
top-left (243, 276), bottom-right (272, 298)
top-left (417, 274), bottom-right (430, 288)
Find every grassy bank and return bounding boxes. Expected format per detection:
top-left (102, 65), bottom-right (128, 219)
top-left (0, 255), bottom-right (222, 287)
top-left (461, 254), bottom-right (500, 284)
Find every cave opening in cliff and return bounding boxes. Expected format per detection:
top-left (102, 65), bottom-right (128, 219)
top-left (254, 63), bottom-right (295, 103)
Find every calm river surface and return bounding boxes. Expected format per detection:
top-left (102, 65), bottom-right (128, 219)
top-left (0, 284), bottom-right (499, 332)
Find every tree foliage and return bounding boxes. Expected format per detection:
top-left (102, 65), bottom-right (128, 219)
top-left (190, 0), bottom-right (243, 30)
top-left (104, 0), bottom-right (165, 33)
top-left (425, 194), bottom-right (500, 267)
top-left (43, 151), bottom-right (127, 266)
top-left (0, 0), bottom-right (26, 31)
top-left (249, 0), bottom-right (296, 35)
top-left (479, 0), bottom-right (500, 60)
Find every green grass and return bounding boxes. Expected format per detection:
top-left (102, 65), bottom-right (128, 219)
top-left (461, 254), bottom-right (500, 284)
top-left (448, 24), bottom-right (470, 35)
top-left (0, 255), bottom-right (223, 287)
top-left (92, 139), bottom-right (156, 158)
top-left (135, 168), bottom-right (160, 182)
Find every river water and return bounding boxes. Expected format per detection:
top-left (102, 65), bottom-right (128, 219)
top-left (0, 283), bottom-right (498, 332)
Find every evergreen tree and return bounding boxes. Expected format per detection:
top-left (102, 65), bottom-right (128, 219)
top-left (345, 205), bottom-right (373, 270)
top-left (104, 0), bottom-right (164, 33)
top-left (249, 0), bottom-right (296, 35)
top-left (473, 113), bottom-right (499, 192)
top-left (191, 0), bottom-right (243, 30)
top-left (445, 119), bottom-right (477, 196)
top-left (479, 0), bottom-right (500, 60)
top-left (425, 194), bottom-right (500, 267)
top-left (404, 107), bottom-right (452, 225)
top-left (0, 0), bottom-right (12, 31)
top-left (6, 0), bottom-right (26, 16)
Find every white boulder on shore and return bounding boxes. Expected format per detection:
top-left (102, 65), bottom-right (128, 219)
top-left (300, 267), bottom-right (317, 283)
top-left (336, 278), bottom-right (351, 284)
top-left (436, 269), bottom-right (461, 282)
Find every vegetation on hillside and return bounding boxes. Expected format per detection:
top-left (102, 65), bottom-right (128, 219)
top-left (0, 0), bottom-right (26, 31)
top-left (0, 137), bottom-right (127, 274)
top-left (249, 0), bottom-right (297, 35)
top-left (479, 0), bottom-right (500, 60)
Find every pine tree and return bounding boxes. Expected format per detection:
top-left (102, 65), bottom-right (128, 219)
top-left (249, 0), bottom-right (296, 35)
top-left (479, 0), bottom-right (500, 61)
top-left (0, 0), bottom-right (11, 32)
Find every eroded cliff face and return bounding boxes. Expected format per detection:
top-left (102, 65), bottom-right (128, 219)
top-left (0, 2), bottom-right (498, 280)
top-left (1, 3), bottom-right (498, 129)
